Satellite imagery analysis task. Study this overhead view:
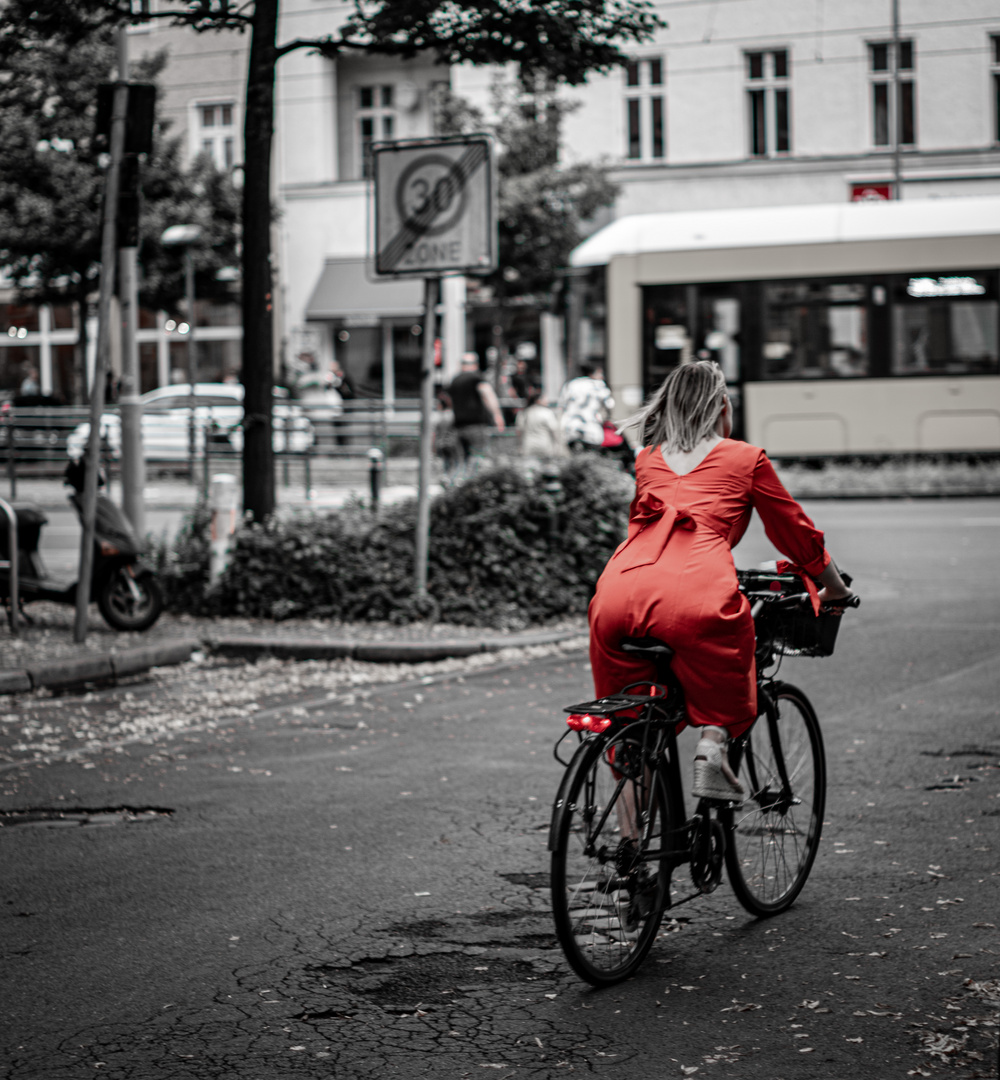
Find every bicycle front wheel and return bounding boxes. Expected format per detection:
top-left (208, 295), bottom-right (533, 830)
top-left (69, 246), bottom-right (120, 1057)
top-left (550, 725), bottom-right (672, 986)
top-left (724, 683), bottom-right (826, 916)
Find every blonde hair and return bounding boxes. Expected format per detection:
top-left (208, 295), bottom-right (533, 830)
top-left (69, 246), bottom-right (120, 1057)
top-left (620, 360), bottom-right (727, 452)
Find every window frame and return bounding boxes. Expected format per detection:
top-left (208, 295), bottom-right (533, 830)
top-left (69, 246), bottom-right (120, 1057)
top-left (868, 39), bottom-right (916, 148)
top-left (991, 34), bottom-right (1000, 144)
top-left (623, 56), bottom-right (666, 163)
top-left (192, 100), bottom-right (238, 171)
top-left (744, 49), bottom-right (791, 158)
top-left (356, 83), bottom-right (397, 180)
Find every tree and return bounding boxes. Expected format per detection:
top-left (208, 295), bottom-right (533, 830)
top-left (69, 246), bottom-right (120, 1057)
top-left (433, 77), bottom-right (618, 366)
top-left (440, 77), bottom-right (618, 299)
top-left (15, 0), bottom-right (663, 520)
top-left (0, 17), bottom-right (240, 402)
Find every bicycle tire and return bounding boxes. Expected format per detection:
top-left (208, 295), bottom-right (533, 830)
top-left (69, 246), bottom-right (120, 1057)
top-left (723, 683), bottom-right (826, 916)
top-left (550, 724), bottom-right (672, 986)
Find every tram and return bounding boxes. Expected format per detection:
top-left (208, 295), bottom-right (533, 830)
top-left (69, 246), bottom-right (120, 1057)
top-left (570, 195), bottom-right (1000, 456)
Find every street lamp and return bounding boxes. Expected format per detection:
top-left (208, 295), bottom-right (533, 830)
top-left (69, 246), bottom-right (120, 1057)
top-left (161, 223), bottom-right (203, 478)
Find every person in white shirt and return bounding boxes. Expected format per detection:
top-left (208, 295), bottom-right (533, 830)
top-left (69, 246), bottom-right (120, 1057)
top-left (558, 362), bottom-right (614, 449)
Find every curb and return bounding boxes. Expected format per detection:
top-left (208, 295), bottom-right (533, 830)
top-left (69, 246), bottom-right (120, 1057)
top-left (206, 629), bottom-right (581, 665)
top-left (3, 638), bottom-right (200, 695)
top-left (0, 629), bottom-right (585, 695)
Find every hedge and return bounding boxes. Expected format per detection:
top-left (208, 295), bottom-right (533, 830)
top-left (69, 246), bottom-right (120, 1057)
top-left (152, 455), bottom-right (634, 629)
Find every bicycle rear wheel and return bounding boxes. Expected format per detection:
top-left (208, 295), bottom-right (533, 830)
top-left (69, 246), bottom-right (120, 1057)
top-left (724, 683), bottom-right (825, 916)
top-left (550, 724), bottom-right (671, 986)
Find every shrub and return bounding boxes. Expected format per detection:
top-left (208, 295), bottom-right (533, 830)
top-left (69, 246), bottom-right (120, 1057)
top-left (164, 455), bottom-right (633, 628)
top-left (148, 501), bottom-right (212, 613)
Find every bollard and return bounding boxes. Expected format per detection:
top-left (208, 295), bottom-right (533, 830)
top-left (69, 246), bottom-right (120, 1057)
top-left (208, 472), bottom-right (239, 585)
top-left (367, 446), bottom-right (384, 508)
top-left (3, 402), bottom-right (16, 500)
top-left (0, 496), bottom-right (18, 634)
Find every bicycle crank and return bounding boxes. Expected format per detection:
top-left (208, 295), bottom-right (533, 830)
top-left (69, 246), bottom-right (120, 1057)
top-left (689, 813), bottom-right (726, 893)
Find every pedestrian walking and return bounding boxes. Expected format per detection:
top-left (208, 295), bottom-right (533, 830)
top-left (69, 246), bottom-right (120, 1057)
top-left (448, 352), bottom-right (505, 477)
top-left (558, 361), bottom-right (614, 451)
top-left (432, 388), bottom-right (459, 481)
top-left (515, 385), bottom-right (566, 468)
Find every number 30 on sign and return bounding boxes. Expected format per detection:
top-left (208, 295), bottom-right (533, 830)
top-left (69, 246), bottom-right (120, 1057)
top-left (373, 136), bottom-right (496, 278)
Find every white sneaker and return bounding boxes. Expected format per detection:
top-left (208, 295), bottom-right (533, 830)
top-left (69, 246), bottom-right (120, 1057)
top-left (691, 736), bottom-right (744, 802)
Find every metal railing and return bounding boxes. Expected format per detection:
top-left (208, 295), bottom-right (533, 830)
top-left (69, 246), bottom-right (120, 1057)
top-left (0, 398), bottom-right (521, 499)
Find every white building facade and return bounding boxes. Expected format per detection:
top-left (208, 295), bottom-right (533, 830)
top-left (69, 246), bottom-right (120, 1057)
top-left (110, 0), bottom-right (1000, 447)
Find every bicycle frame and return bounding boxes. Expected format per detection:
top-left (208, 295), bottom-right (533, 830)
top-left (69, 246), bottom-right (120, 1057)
top-left (550, 663), bottom-right (802, 916)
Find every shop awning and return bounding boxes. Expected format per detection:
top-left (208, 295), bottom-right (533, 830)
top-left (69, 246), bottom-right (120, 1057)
top-left (305, 258), bottom-right (425, 320)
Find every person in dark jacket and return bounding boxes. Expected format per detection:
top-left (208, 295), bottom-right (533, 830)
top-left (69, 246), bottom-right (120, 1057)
top-left (448, 352), bottom-right (505, 475)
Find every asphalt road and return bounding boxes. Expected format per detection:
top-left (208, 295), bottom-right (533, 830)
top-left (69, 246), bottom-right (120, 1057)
top-left (2, 499), bottom-right (999, 1080)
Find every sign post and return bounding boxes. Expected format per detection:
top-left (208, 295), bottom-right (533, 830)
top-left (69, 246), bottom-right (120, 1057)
top-left (372, 136), bottom-right (496, 598)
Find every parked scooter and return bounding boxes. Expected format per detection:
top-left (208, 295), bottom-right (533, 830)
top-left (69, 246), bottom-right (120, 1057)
top-left (0, 461), bottom-right (163, 632)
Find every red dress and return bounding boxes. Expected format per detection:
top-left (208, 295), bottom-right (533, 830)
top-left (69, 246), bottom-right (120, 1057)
top-left (588, 438), bottom-right (830, 736)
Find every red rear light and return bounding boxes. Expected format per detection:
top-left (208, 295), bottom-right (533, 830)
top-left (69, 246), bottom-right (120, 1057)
top-left (566, 714), bottom-right (612, 733)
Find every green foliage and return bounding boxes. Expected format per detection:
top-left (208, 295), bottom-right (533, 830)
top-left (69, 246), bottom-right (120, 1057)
top-left (0, 20), bottom-right (240, 311)
top-left (434, 77), bottom-right (619, 302)
top-left (149, 501), bottom-right (213, 614)
top-left (164, 456), bottom-right (633, 627)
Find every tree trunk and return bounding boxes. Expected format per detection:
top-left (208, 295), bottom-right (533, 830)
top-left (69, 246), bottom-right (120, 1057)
top-left (240, 0), bottom-right (278, 521)
top-left (74, 282), bottom-right (91, 406)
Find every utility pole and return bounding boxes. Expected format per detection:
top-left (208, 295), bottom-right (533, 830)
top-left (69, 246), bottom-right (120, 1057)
top-left (74, 81), bottom-right (127, 642)
top-left (414, 277), bottom-right (439, 597)
top-left (116, 25), bottom-right (146, 538)
top-left (891, 0), bottom-right (902, 200)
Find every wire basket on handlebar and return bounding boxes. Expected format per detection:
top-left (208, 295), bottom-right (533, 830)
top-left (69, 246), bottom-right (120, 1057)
top-left (738, 568), bottom-right (853, 658)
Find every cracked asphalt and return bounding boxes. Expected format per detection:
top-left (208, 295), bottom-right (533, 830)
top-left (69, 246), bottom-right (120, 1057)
top-left (2, 500), bottom-right (999, 1080)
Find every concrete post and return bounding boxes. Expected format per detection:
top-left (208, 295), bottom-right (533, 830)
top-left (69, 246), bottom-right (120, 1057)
top-left (209, 472), bottom-right (239, 585)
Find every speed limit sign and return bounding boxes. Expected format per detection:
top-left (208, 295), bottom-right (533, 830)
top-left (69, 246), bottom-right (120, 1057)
top-left (373, 135), bottom-right (496, 277)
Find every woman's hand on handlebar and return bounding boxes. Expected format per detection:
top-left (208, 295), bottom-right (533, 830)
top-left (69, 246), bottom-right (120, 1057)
top-left (816, 560), bottom-right (854, 605)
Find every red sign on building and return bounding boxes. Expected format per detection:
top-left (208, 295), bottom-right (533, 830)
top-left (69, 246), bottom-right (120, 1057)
top-left (850, 183), bottom-right (893, 202)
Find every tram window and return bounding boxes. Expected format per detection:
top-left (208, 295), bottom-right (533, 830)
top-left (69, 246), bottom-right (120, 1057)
top-left (762, 281), bottom-right (869, 379)
top-left (891, 273), bottom-right (999, 375)
top-left (892, 305), bottom-right (999, 377)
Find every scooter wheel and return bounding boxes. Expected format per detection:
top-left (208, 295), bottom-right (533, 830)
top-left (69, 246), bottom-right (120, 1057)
top-left (98, 567), bottom-right (164, 632)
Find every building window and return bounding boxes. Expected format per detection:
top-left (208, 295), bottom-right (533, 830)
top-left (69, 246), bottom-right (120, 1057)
top-left (624, 57), bottom-right (665, 162)
top-left (869, 40), bottom-right (915, 147)
top-left (992, 35), bottom-right (1000, 143)
top-left (745, 49), bottom-right (790, 157)
top-left (358, 84), bottom-right (396, 179)
top-left (196, 102), bottom-right (236, 170)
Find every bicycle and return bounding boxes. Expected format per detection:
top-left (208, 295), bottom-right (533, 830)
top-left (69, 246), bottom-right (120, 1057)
top-left (548, 567), bottom-right (860, 987)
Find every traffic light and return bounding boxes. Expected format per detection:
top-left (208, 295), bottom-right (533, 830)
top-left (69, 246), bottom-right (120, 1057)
top-left (95, 83), bottom-right (157, 155)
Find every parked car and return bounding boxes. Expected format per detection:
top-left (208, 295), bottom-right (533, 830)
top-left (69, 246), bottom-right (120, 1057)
top-left (66, 383), bottom-right (314, 462)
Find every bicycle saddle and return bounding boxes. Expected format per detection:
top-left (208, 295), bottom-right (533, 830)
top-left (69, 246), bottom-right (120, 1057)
top-left (620, 636), bottom-right (675, 661)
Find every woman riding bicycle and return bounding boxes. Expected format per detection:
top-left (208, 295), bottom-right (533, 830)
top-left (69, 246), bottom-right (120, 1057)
top-left (588, 360), bottom-right (853, 802)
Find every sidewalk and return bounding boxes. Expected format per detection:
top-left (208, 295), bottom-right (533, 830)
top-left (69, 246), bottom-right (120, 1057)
top-left (0, 603), bottom-right (588, 695)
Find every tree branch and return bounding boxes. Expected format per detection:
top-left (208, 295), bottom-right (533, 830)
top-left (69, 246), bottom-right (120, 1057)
top-left (274, 36), bottom-right (344, 58)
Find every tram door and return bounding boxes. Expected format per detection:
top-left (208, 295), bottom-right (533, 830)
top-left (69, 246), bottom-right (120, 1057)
top-left (642, 283), bottom-right (744, 439)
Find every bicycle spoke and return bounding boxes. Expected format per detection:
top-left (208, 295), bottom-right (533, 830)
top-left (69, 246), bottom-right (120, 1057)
top-left (551, 725), bottom-right (670, 985)
top-left (724, 686), bottom-right (826, 915)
